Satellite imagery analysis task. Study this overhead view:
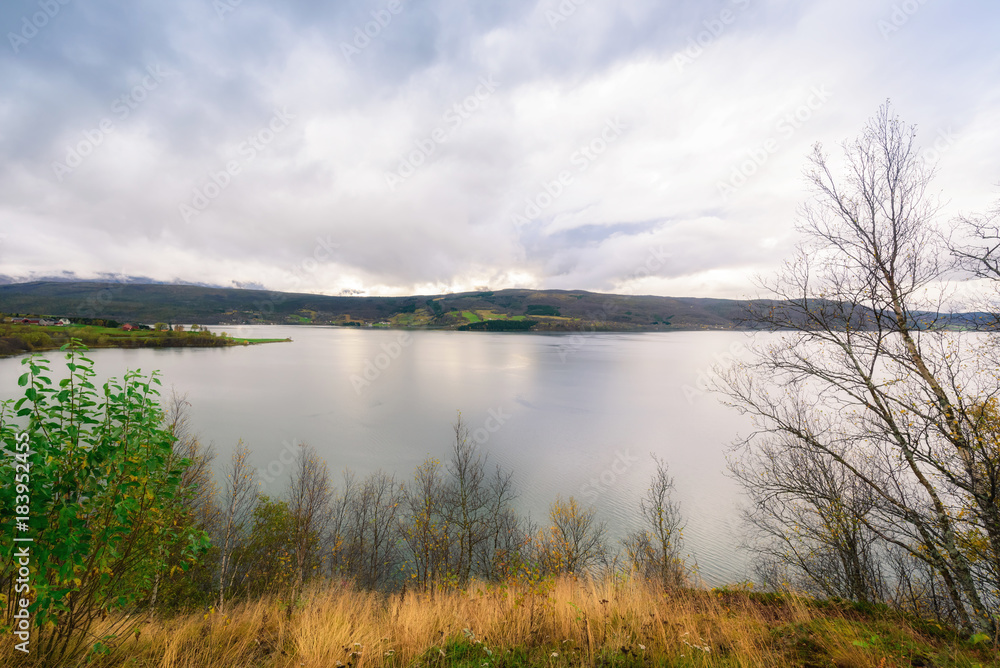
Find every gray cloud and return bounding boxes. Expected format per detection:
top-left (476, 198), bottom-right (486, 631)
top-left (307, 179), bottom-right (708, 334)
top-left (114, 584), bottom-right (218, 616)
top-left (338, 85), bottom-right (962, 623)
top-left (1, 0), bottom-right (999, 297)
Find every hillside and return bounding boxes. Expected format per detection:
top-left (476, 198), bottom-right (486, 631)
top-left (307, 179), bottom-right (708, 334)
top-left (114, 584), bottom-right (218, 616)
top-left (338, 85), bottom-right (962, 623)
top-left (0, 281), bottom-right (758, 330)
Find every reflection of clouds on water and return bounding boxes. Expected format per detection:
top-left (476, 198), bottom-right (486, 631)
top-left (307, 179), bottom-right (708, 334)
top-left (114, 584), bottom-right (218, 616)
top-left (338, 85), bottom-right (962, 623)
top-left (0, 327), bottom-right (756, 585)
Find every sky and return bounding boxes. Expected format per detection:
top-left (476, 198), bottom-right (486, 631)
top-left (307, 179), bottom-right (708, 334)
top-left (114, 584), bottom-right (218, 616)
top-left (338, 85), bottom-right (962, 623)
top-left (0, 0), bottom-right (998, 299)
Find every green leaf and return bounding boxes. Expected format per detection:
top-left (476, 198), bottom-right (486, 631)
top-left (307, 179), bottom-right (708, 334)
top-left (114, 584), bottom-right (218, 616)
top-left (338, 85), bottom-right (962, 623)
top-left (17, 372), bottom-right (29, 387)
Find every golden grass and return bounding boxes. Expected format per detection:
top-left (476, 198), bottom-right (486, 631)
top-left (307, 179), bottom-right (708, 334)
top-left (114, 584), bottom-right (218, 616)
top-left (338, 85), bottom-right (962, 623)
top-left (5, 577), bottom-right (997, 667)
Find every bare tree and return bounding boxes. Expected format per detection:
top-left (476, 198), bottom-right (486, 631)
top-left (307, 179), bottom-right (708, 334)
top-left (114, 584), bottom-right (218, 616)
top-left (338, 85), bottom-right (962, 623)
top-left (149, 391), bottom-right (218, 615)
top-left (327, 469), bottom-right (356, 580)
top-left (443, 413), bottom-right (519, 585)
top-left (217, 441), bottom-right (257, 611)
top-left (717, 101), bottom-right (1000, 634)
top-left (477, 503), bottom-right (531, 582)
top-left (729, 431), bottom-right (887, 602)
top-left (329, 469), bottom-right (405, 590)
top-left (534, 495), bottom-right (607, 576)
top-left (287, 444), bottom-right (333, 616)
top-left (355, 470), bottom-right (405, 589)
top-left (951, 198), bottom-right (1000, 298)
top-left (401, 457), bottom-right (452, 589)
top-left (164, 391), bottom-right (218, 528)
top-left (622, 456), bottom-right (686, 589)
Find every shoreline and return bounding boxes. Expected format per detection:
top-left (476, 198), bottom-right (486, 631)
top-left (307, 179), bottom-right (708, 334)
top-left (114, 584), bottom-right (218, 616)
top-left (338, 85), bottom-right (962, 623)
top-left (0, 323), bottom-right (291, 359)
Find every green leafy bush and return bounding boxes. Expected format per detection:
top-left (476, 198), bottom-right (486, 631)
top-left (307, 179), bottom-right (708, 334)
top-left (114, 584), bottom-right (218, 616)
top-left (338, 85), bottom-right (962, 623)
top-left (0, 342), bottom-right (210, 664)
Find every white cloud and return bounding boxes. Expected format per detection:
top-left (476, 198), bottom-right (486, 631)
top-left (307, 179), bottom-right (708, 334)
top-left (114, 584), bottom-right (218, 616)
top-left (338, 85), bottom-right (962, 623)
top-left (0, 0), bottom-right (998, 296)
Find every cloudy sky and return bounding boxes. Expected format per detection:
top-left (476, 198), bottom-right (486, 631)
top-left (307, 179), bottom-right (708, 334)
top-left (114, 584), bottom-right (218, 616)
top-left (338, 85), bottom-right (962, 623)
top-left (1, 0), bottom-right (998, 298)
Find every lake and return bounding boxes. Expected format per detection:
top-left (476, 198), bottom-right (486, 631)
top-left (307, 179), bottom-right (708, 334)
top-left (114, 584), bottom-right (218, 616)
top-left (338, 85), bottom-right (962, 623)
top-left (0, 326), bottom-right (758, 585)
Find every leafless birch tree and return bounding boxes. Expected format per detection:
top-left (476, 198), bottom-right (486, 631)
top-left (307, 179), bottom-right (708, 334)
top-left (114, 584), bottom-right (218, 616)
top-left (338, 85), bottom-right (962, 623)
top-left (287, 444), bottom-right (332, 616)
top-left (718, 102), bottom-right (1000, 634)
top-left (217, 441), bottom-right (257, 610)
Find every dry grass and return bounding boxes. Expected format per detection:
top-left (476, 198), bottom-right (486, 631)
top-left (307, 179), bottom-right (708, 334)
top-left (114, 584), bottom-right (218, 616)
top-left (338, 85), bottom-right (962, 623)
top-left (5, 577), bottom-right (997, 667)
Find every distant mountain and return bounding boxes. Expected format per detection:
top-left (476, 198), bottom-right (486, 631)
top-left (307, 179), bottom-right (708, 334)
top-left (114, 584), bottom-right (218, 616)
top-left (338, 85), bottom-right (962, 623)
top-left (0, 273), bottom-right (222, 287)
top-left (1, 281), bottom-right (989, 331)
top-left (0, 281), bottom-right (758, 330)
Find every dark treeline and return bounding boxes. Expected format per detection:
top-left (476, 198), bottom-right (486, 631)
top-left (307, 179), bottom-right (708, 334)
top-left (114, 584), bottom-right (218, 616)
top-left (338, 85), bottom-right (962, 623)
top-left (458, 319), bottom-right (538, 331)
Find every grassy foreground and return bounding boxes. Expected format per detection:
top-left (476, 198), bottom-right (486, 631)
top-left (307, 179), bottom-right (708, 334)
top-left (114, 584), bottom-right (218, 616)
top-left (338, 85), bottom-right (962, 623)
top-left (11, 577), bottom-right (996, 668)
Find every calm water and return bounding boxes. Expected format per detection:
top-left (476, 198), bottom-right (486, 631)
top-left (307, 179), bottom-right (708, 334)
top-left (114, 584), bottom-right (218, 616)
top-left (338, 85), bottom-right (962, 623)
top-left (0, 327), bottom-right (758, 585)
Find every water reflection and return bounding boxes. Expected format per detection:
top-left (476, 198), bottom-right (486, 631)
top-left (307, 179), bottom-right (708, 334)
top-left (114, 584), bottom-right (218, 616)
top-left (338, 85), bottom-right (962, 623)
top-left (0, 327), bottom-right (758, 584)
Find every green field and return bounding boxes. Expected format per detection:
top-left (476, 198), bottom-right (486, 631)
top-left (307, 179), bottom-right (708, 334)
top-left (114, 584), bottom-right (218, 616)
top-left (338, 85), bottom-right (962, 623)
top-left (390, 308), bottom-right (436, 328)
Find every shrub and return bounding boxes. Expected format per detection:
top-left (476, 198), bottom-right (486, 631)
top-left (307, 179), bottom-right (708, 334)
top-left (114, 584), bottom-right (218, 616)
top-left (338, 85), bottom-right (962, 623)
top-left (0, 342), bottom-right (210, 664)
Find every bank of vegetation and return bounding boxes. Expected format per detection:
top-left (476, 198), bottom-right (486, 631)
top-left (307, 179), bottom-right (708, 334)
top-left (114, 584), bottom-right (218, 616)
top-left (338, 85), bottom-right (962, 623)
top-left (0, 322), bottom-right (286, 357)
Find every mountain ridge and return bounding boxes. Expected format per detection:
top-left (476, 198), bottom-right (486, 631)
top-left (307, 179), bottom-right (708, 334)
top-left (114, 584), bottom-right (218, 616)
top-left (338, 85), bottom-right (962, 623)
top-left (0, 281), bottom-right (753, 330)
top-left (2, 281), bottom-right (987, 332)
